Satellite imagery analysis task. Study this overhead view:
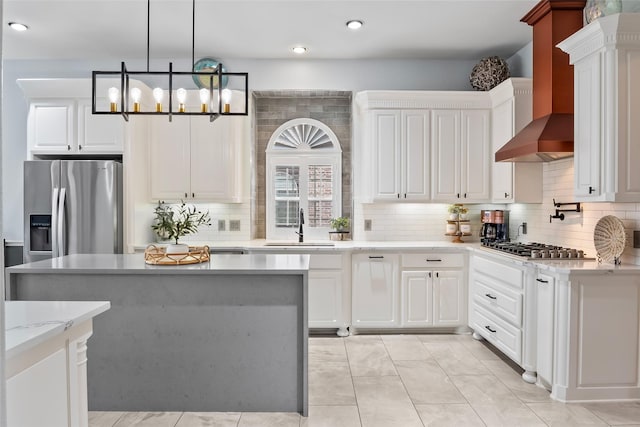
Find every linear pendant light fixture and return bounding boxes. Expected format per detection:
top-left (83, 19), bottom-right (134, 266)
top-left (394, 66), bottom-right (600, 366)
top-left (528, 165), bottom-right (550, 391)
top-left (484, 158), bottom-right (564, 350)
top-left (91, 0), bottom-right (248, 122)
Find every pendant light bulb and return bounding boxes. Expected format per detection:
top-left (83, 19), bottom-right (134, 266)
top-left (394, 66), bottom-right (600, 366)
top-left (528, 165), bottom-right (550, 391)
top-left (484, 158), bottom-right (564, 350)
top-left (153, 88), bottom-right (164, 112)
top-left (199, 88), bottom-right (210, 113)
top-left (221, 89), bottom-right (232, 113)
top-left (131, 87), bottom-right (142, 113)
top-left (108, 87), bottom-right (119, 112)
top-left (177, 88), bottom-right (187, 113)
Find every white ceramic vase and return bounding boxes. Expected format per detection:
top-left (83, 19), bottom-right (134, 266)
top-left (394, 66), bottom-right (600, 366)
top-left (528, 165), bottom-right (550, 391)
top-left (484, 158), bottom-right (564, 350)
top-left (166, 243), bottom-right (189, 254)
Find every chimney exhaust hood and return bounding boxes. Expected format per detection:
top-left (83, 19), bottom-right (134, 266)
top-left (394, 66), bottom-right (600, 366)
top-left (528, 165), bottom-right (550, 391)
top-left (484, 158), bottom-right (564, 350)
top-left (495, 0), bottom-right (585, 162)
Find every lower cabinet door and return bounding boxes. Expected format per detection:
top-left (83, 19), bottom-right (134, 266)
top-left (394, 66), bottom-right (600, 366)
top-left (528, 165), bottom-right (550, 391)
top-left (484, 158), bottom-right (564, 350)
top-left (536, 272), bottom-right (555, 388)
top-left (309, 270), bottom-right (343, 327)
top-left (352, 254), bottom-right (400, 327)
top-left (401, 271), bottom-right (433, 327)
top-left (434, 270), bottom-right (465, 326)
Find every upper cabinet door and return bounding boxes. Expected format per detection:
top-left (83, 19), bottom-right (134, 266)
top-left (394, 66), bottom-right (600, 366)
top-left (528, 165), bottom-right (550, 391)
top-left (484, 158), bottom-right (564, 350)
top-left (148, 116), bottom-right (190, 201)
top-left (461, 109), bottom-right (491, 202)
top-left (77, 99), bottom-right (124, 154)
top-left (491, 98), bottom-right (515, 202)
top-left (190, 117), bottom-right (241, 202)
top-left (372, 110), bottom-right (402, 200)
top-left (402, 111), bottom-right (430, 201)
top-left (431, 109), bottom-right (460, 201)
top-left (28, 101), bottom-right (75, 155)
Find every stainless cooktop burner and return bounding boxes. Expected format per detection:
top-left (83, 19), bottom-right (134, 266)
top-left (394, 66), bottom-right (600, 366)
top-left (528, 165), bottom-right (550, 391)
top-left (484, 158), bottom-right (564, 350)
top-left (481, 241), bottom-right (594, 260)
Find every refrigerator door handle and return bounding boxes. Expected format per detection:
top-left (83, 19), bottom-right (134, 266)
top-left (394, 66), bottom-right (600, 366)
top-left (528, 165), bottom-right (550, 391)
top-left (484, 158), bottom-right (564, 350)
top-left (51, 187), bottom-right (60, 257)
top-left (58, 187), bottom-right (66, 257)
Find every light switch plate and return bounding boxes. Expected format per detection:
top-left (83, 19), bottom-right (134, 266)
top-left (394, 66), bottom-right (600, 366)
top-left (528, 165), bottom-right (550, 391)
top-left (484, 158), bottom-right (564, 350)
top-left (218, 220), bottom-right (226, 232)
top-left (634, 230), bottom-right (640, 248)
top-left (229, 220), bottom-right (241, 232)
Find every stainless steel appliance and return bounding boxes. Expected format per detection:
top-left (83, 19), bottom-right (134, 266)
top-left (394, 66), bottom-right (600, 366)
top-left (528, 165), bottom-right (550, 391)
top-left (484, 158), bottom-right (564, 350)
top-left (23, 160), bottom-right (123, 263)
top-left (480, 209), bottom-right (509, 243)
top-left (481, 241), bottom-right (594, 260)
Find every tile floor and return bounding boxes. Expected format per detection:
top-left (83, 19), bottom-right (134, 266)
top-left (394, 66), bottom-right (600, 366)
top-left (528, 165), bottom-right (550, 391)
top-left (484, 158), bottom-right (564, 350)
top-left (89, 333), bottom-right (640, 427)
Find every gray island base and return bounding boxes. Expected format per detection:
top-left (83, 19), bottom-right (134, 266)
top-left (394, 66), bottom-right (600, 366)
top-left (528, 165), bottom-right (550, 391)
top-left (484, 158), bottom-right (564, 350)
top-left (6, 253), bottom-right (309, 416)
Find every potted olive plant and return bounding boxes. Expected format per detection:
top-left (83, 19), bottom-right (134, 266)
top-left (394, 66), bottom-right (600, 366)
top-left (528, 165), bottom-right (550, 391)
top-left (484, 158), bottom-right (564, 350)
top-left (151, 201), bottom-right (211, 253)
top-left (329, 216), bottom-right (350, 240)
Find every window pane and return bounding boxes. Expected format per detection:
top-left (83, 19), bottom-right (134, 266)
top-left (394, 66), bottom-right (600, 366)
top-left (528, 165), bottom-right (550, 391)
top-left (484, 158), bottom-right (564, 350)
top-left (275, 166), bottom-right (300, 198)
top-left (275, 200), bottom-right (300, 228)
top-left (308, 165), bottom-right (332, 199)
top-left (308, 200), bottom-right (332, 227)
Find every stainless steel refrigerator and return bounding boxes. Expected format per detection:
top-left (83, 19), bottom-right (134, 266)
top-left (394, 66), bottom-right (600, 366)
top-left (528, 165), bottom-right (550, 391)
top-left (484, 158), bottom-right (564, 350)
top-left (23, 160), bottom-right (123, 263)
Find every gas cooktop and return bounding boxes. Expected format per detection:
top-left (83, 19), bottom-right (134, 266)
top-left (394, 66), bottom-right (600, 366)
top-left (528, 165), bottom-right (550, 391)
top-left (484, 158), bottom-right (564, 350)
top-left (481, 241), bottom-right (594, 260)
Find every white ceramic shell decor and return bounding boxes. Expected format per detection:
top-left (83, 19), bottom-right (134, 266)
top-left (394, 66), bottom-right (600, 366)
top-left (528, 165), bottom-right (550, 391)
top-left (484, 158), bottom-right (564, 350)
top-left (594, 215), bottom-right (626, 264)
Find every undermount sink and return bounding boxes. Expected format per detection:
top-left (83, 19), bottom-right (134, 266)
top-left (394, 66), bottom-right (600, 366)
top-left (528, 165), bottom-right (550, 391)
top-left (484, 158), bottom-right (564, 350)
top-left (264, 242), bottom-right (335, 247)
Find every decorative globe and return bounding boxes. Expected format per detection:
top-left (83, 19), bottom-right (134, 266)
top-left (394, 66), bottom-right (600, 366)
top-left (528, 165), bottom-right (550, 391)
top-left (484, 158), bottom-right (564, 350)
top-left (192, 57), bottom-right (229, 89)
top-left (469, 56), bottom-right (510, 91)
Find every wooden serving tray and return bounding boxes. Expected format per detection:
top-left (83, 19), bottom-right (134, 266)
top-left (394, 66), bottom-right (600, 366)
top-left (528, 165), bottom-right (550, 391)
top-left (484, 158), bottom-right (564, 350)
top-left (144, 245), bottom-right (210, 265)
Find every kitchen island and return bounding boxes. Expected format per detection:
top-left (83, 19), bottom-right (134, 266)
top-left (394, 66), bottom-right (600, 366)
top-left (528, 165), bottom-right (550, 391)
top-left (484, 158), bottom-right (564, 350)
top-left (6, 253), bottom-right (310, 416)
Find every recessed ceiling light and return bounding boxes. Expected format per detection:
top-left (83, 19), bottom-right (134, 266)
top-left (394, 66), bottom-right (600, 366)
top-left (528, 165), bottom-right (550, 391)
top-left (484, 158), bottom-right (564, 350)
top-left (346, 20), bottom-right (363, 30)
top-left (8, 22), bottom-right (29, 32)
top-left (292, 46), bottom-right (307, 55)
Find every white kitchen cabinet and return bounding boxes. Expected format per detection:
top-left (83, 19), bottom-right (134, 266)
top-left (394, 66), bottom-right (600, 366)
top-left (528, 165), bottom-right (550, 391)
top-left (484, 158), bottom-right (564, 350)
top-left (488, 78), bottom-right (542, 203)
top-left (352, 253), bottom-right (400, 328)
top-left (431, 109), bottom-right (491, 202)
top-left (535, 271), bottom-right (555, 389)
top-left (149, 114), bottom-right (242, 202)
top-left (19, 80), bottom-right (126, 156)
top-left (307, 253), bottom-right (350, 337)
top-left (371, 110), bottom-right (430, 201)
top-left (558, 14), bottom-right (640, 202)
top-left (400, 252), bottom-right (466, 328)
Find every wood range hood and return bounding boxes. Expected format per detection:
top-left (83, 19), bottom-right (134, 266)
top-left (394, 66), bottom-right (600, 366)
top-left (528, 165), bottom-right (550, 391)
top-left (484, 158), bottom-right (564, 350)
top-left (495, 0), bottom-right (586, 162)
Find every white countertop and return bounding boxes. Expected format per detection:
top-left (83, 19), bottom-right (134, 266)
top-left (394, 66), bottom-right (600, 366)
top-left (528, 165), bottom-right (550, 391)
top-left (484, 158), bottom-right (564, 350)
top-left (5, 301), bottom-right (110, 359)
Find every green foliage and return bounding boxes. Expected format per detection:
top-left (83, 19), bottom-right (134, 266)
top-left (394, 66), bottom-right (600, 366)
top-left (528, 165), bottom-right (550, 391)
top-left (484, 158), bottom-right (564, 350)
top-left (151, 201), bottom-right (211, 244)
top-left (447, 204), bottom-right (461, 214)
top-left (330, 216), bottom-right (350, 231)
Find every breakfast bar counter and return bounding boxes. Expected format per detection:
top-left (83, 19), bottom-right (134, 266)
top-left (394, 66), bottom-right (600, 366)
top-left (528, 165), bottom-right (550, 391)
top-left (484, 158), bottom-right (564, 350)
top-left (6, 253), bottom-right (310, 415)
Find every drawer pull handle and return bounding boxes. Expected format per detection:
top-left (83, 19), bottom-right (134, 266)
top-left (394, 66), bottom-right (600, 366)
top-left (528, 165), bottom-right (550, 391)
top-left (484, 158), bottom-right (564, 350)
top-left (536, 278), bottom-right (549, 284)
top-left (485, 326), bottom-right (496, 333)
top-left (368, 256), bottom-right (384, 259)
top-left (426, 259), bottom-right (442, 262)
top-left (485, 293), bottom-right (497, 300)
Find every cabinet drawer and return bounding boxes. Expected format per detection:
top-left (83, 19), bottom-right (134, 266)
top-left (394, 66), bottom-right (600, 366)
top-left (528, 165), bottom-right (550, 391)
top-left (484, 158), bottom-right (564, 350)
top-left (472, 255), bottom-right (524, 290)
top-left (402, 253), bottom-right (464, 268)
top-left (309, 254), bottom-right (343, 270)
top-left (472, 304), bottom-right (522, 364)
top-left (473, 277), bottom-right (522, 327)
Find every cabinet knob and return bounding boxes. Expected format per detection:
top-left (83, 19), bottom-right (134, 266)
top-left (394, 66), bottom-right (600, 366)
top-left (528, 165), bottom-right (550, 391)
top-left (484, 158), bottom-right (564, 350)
top-left (457, 193), bottom-right (460, 198)
top-left (428, 272), bottom-right (432, 278)
top-left (536, 278), bottom-right (549, 284)
top-left (588, 186), bottom-right (596, 194)
top-left (485, 293), bottom-right (497, 300)
top-left (505, 192), bottom-right (509, 198)
top-left (425, 259), bottom-right (442, 262)
top-left (485, 325), bottom-right (496, 333)
top-left (464, 193), bottom-right (467, 198)
top-left (184, 192), bottom-right (188, 198)
top-left (368, 255), bottom-right (384, 259)
top-left (78, 144), bottom-right (82, 150)
top-left (436, 272), bottom-right (439, 278)
top-left (192, 192), bottom-right (195, 198)
top-left (397, 194), bottom-right (400, 199)
top-left (67, 145), bottom-right (71, 151)
top-left (404, 193), bottom-right (407, 198)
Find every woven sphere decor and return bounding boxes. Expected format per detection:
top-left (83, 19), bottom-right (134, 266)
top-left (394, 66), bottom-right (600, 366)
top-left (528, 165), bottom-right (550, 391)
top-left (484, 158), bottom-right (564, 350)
top-left (469, 56), bottom-right (510, 91)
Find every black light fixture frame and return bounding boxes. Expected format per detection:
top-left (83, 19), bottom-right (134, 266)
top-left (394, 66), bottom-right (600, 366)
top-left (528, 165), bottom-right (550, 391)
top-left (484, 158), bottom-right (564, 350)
top-left (91, 0), bottom-right (248, 122)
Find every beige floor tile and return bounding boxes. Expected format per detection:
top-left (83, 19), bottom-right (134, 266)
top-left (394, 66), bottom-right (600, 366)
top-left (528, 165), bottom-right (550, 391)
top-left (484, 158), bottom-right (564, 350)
top-left (460, 337), bottom-right (502, 361)
top-left (583, 401), bottom-right (640, 425)
top-left (415, 403), bottom-right (485, 427)
top-left (300, 405), bottom-right (361, 427)
top-left (451, 374), bottom-right (520, 405)
top-left (381, 335), bottom-right (432, 361)
top-left (471, 403), bottom-right (546, 427)
top-left (309, 361), bottom-right (357, 405)
top-left (345, 336), bottom-right (397, 377)
top-left (417, 333), bottom-right (472, 343)
top-left (481, 360), bottom-right (551, 402)
top-left (353, 376), bottom-right (423, 427)
top-left (526, 402), bottom-right (607, 426)
top-left (175, 412), bottom-right (241, 427)
top-left (425, 342), bottom-right (491, 376)
top-left (237, 412), bottom-right (301, 427)
top-left (309, 337), bottom-right (348, 363)
top-left (113, 412), bottom-right (183, 427)
top-left (89, 411), bottom-right (125, 427)
top-left (395, 359), bottom-right (466, 404)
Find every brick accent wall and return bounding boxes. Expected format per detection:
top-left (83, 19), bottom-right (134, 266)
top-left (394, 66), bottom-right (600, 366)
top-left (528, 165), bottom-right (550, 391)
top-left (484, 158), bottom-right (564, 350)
top-left (253, 91), bottom-right (352, 239)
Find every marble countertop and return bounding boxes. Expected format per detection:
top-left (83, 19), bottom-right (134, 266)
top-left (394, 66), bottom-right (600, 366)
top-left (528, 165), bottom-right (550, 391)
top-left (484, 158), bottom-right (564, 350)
top-left (6, 253), bottom-right (310, 275)
top-left (5, 300), bottom-right (110, 359)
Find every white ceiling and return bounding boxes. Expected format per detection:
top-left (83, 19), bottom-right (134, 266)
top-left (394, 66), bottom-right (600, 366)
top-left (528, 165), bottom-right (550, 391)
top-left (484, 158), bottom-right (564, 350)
top-left (3, 0), bottom-right (538, 61)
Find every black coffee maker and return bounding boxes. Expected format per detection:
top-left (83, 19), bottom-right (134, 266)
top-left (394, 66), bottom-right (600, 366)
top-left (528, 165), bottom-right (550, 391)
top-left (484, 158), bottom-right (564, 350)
top-left (480, 210), bottom-right (509, 243)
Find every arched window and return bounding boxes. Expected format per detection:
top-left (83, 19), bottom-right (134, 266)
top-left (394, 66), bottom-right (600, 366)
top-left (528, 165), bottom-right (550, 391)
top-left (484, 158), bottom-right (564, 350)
top-left (266, 118), bottom-right (342, 240)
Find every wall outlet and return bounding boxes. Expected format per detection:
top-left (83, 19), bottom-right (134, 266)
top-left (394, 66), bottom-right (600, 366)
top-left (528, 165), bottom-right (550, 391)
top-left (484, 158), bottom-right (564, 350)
top-left (229, 220), bottom-right (241, 232)
top-left (364, 219), bottom-right (372, 231)
top-left (218, 220), bottom-right (226, 232)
